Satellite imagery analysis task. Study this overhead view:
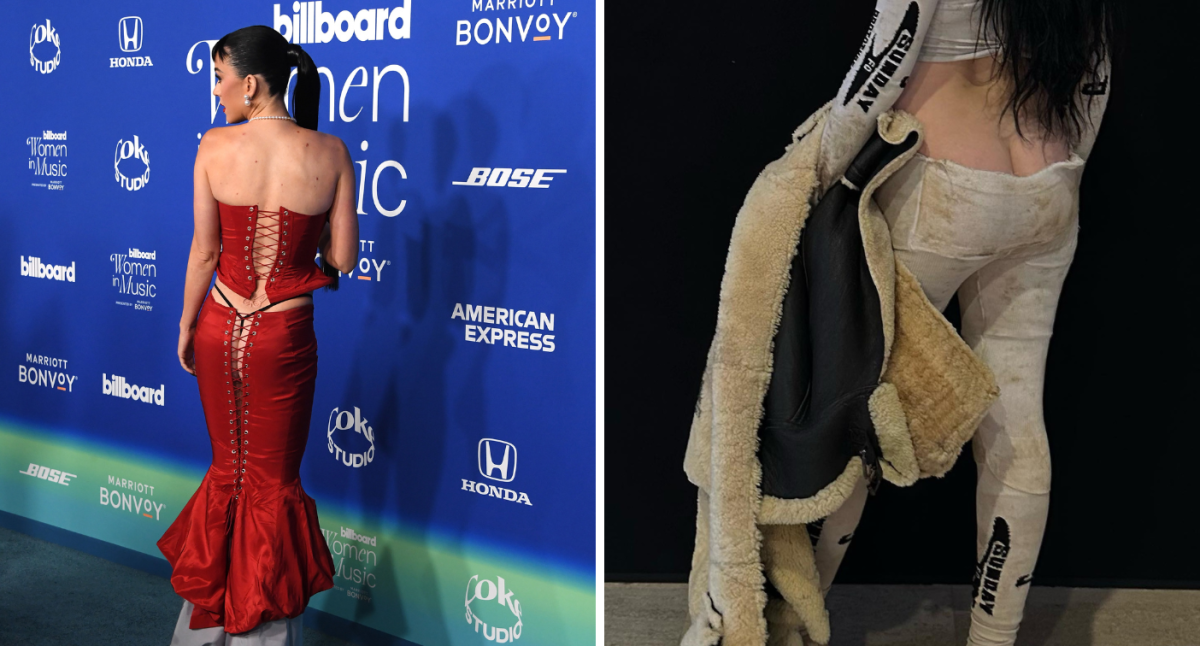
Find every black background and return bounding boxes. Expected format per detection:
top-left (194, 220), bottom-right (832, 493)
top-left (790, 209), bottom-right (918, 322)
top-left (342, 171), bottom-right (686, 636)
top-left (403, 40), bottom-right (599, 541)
top-left (605, 2), bottom-right (1198, 588)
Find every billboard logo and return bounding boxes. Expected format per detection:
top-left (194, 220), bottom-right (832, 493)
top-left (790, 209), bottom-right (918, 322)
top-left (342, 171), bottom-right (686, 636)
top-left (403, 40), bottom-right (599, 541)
top-left (102, 373), bottom-right (165, 406)
top-left (114, 136), bottom-right (150, 191)
top-left (478, 439), bottom-right (516, 482)
top-left (111, 248), bottom-right (157, 310)
top-left (20, 256), bottom-right (75, 282)
top-left (274, 2), bottom-right (411, 44)
top-left (327, 406), bottom-right (376, 468)
top-left (464, 575), bottom-right (523, 642)
top-left (321, 526), bottom-right (378, 600)
top-left (119, 17), bottom-right (143, 52)
top-left (27, 131), bottom-right (67, 190)
top-left (19, 463), bottom-right (76, 486)
top-left (452, 167), bottom-right (566, 188)
top-left (29, 20), bottom-right (61, 74)
top-left (19, 353), bottom-right (77, 393)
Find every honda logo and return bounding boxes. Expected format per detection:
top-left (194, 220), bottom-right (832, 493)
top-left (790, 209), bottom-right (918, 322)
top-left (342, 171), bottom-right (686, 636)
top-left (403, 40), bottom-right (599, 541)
top-left (478, 439), bottom-right (517, 483)
top-left (118, 16), bottom-right (142, 53)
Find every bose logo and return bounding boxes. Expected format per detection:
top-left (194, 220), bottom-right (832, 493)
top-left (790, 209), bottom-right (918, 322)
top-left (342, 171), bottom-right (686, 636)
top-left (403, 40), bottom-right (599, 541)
top-left (19, 463), bottom-right (76, 486)
top-left (452, 167), bottom-right (566, 188)
top-left (478, 439), bottom-right (516, 482)
top-left (119, 17), bottom-right (142, 52)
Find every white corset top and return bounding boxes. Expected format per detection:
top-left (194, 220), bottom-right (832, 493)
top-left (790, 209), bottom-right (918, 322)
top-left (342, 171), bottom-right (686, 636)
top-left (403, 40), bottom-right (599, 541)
top-left (917, 0), bottom-right (1000, 62)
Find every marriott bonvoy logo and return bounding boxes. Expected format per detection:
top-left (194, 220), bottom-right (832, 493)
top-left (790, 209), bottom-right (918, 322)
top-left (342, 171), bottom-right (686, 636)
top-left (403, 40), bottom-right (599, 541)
top-left (30, 20), bottom-right (61, 74)
top-left (19, 353), bottom-right (77, 393)
top-left (100, 475), bottom-right (164, 520)
top-left (274, 2), bottom-right (411, 44)
top-left (457, 0), bottom-right (577, 46)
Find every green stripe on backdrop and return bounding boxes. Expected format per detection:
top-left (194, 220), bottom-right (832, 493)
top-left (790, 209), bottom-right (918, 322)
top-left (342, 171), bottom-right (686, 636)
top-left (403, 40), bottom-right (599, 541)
top-left (0, 422), bottom-right (594, 646)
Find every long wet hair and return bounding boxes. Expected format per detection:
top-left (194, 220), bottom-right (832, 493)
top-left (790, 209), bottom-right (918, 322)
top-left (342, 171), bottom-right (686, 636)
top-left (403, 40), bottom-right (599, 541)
top-left (977, 0), bottom-right (1118, 145)
top-left (212, 26), bottom-right (339, 289)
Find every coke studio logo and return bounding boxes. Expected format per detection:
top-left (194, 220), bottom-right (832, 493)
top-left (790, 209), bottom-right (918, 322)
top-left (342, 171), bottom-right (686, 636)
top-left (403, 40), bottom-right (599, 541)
top-left (114, 136), bottom-right (150, 191)
top-left (30, 19), bottom-right (61, 74)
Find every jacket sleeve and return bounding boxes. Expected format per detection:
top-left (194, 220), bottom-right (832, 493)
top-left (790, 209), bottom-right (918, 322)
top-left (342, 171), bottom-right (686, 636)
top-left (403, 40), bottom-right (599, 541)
top-left (819, 0), bottom-right (941, 186)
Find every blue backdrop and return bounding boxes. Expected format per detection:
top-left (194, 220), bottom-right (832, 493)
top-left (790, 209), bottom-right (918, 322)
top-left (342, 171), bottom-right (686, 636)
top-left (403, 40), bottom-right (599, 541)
top-left (2, 2), bottom-right (596, 644)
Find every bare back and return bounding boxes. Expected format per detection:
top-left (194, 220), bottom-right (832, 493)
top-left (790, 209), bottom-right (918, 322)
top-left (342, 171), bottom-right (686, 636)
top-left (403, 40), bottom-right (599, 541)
top-left (205, 122), bottom-right (344, 215)
top-left (893, 56), bottom-right (1071, 177)
top-left (194, 121), bottom-right (357, 312)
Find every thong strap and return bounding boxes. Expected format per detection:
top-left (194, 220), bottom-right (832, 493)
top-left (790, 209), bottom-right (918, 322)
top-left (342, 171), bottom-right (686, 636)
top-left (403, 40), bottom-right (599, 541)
top-left (212, 283), bottom-right (310, 315)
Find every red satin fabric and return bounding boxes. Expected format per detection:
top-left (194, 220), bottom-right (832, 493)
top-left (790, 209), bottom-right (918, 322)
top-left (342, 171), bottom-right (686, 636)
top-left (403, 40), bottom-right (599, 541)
top-left (213, 202), bottom-right (334, 303)
top-left (157, 292), bottom-right (334, 633)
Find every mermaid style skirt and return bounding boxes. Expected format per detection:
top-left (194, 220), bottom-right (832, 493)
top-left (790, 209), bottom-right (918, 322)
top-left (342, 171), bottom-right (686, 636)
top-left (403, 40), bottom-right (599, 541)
top-left (158, 293), bottom-right (334, 634)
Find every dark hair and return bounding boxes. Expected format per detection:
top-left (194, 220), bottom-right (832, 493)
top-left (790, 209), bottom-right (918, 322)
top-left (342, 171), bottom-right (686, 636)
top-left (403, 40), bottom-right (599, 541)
top-left (977, 0), bottom-right (1118, 146)
top-left (211, 26), bottom-right (321, 132)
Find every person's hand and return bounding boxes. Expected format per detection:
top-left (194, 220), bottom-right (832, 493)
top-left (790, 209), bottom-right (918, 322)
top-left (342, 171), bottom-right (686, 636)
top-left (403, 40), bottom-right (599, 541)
top-left (178, 326), bottom-right (197, 376)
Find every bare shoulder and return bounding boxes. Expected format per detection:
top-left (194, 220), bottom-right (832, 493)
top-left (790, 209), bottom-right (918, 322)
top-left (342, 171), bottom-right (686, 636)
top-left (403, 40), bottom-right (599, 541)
top-left (196, 125), bottom-right (237, 161)
top-left (313, 130), bottom-right (351, 162)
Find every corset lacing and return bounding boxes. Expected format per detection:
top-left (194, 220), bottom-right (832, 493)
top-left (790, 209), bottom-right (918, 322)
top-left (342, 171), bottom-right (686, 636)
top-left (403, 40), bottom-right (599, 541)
top-left (211, 205), bottom-right (306, 531)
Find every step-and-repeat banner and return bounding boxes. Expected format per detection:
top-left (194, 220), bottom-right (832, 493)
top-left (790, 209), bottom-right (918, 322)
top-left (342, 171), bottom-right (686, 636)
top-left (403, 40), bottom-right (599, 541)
top-left (0, 2), bottom-right (595, 644)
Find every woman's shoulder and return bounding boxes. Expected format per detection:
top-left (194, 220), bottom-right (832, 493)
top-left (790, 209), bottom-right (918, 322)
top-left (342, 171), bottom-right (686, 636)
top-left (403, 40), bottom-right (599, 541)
top-left (309, 129), bottom-right (350, 157)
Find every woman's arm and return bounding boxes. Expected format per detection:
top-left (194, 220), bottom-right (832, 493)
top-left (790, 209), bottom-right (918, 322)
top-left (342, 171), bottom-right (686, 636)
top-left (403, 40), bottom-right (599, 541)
top-left (321, 137), bottom-right (360, 274)
top-left (178, 133), bottom-right (222, 374)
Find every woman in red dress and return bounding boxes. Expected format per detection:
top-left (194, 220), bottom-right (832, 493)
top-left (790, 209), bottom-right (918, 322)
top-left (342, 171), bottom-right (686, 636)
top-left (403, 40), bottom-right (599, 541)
top-left (160, 25), bottom-right (359, 645)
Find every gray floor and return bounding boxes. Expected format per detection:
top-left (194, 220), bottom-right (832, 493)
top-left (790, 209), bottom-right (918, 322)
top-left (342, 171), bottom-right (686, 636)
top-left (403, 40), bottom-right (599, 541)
top-left (0, 527), bottom-right (354, 646)
top-left (605, 582), bottom-right (1200, 646)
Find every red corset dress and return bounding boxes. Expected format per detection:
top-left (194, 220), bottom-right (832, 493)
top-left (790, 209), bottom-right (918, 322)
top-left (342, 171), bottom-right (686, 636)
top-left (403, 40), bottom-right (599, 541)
top-left (158, 203), bottom-right (336, 633)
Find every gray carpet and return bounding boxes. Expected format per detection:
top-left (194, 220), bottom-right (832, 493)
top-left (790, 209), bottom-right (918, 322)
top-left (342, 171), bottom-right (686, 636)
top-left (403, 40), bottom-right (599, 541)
top-left (0, 527), bottom-right (354, 646)
top-left (606, 581), bottom-right (1200, 646)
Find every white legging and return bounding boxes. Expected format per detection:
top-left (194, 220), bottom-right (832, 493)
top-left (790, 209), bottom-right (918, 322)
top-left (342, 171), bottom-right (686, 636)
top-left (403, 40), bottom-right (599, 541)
top-left (811, 150), bottom-right (1085, 646)
top-left (169, 599), bottom-right (304, 646)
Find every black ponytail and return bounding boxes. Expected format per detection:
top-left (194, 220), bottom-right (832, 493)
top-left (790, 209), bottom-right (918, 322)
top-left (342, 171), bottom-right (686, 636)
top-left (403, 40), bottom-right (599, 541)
top-left (211, 26), bottom-right (322, 131)
top-left (285, 44), bottom-right (320, 131)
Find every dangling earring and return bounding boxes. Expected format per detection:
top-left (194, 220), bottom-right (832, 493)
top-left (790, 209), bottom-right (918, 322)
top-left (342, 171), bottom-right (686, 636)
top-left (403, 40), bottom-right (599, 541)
top-left (243, 94), bottom-right (251, 106)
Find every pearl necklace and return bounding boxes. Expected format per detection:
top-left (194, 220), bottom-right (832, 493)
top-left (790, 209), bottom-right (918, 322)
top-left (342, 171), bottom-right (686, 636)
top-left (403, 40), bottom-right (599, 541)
top-left (248, 115), bottom-right (296, 123)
